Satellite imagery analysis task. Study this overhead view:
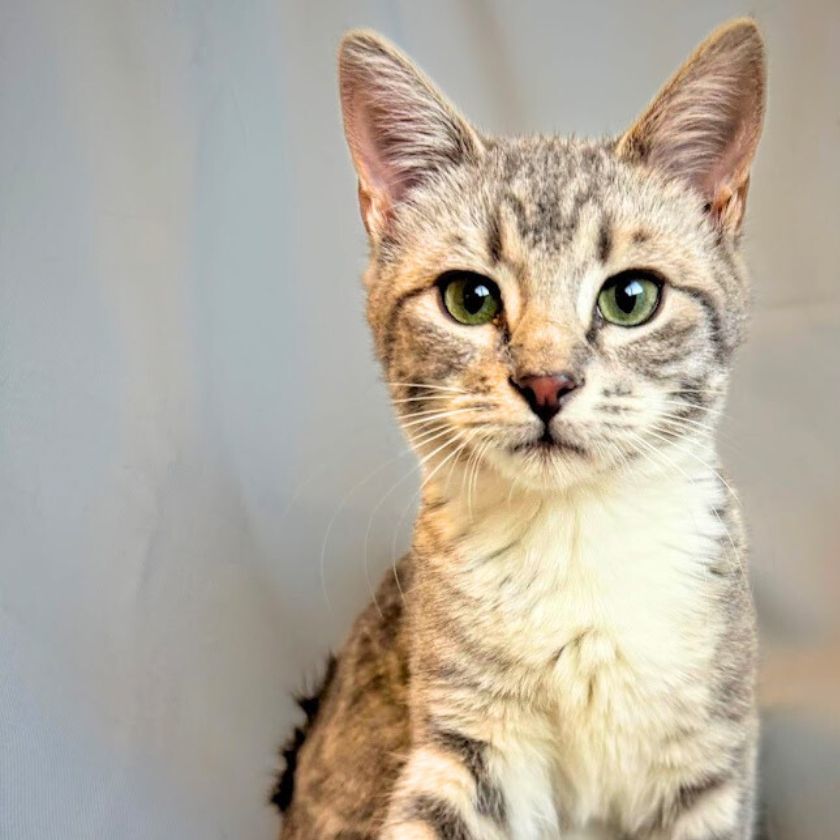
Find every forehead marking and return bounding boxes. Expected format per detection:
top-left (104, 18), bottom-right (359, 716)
top-left (486, 206), bottom-right (503, 265)
top-left (597, 214), bottom-right (613, 264)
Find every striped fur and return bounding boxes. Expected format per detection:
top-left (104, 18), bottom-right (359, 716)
top-left (278, 19), bottom-right (766, 840)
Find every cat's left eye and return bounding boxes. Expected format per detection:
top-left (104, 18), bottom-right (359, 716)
top-left (438, 271), bottom-right (502, 326)
top-left (597, 271), bottom-right (662, 327)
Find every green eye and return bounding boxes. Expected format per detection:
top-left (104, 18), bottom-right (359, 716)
top-left (597, 272), bottom-right (662, 327)
top-left (439, 271), bottom-right (502, 326)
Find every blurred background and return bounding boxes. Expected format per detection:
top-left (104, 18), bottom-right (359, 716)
top-left (1, 1), bottom-right (837, 837)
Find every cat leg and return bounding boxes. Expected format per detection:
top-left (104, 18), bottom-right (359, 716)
top-left (378, 729), bottom-right (509, 840)
top-left (379, 720), bottom-right (562, 840)
top-left (641, 760), bottom-right (757, 840)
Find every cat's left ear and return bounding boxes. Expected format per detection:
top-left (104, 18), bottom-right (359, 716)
top-left (338, 30), bottom-right (483, 239)
top-left (617, 19), bottom-right (766, 234)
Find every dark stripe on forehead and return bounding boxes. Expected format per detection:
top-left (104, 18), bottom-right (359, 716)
top-left (502, 191), bottom-right (529, 240)
top-left (560, 184), bottom-right (595, 247)
top-left (597, 215), bottom-right (613, 263)
top-left (486, 207), bottom-right (503, 264)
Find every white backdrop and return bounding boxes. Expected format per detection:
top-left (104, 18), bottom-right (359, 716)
top-left (1, 2), bottom-right (838, 838)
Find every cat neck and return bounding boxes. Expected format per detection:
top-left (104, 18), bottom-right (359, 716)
top-left (417, 435), bottom-right (728, 571)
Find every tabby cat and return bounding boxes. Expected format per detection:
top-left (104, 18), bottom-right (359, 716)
top-left (275, 18), bottom-right (766, 840)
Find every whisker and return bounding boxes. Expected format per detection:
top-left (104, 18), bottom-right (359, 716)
top-left (643, 426), bottom-right (739, 501)
top-left (629, 429), bottom-right (745, 587)
top-left (655, 411), bottom-right (719, 435)
top-left (319, 443), bottom-right (421, 614)
top-left (278, 419), bottom-right (372, 530)
top-left (461, 436), bottom-right (481, 519)
top-left (463, 434), bottom-right (487, 518)
top-left (390, 395), bottom-right (458, 405)
top-left (469, 437), bottom-right (494, 517)
top-left (652, 418), bottom-right (740, 451)
top-left (418, 428), bottom-right (479, 495)
top-left (389, 489), bottom-right (420, 582)
top-left (400, 407), bottom-right (480, 431)
top-left (460, 420), bottom-right (530, 430)
top-left (320, 422), bottom-right (454, 616)
top-left (385, 381), bottom-right (467, 394)
top-left (668, 387), bottom-right (727, 396)
top-left (397, 405), bottom-right (478, 421)
top-left (363, 428), bottom-right (467, 607)
top-left (656, 399), bottom-right (720, 412)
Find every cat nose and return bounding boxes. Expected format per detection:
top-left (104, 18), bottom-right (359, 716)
top-left (510, 372), bottom-right (581, 423)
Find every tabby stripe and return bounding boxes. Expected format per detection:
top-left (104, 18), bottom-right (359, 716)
top-left (678, 774), bottom-right (733, 816)
top-left (383, 286), bottom-right (430, 369)
top-left (431, 729), bottom-right (506, 826)
top-left (503, 192), bottom-right (528, 240)
top-left (675, 284), bottom-right (726, 362)
top-left (406, 795), bottom-right (475, 840)
top-left (639, 772), bottom-right (736, 837)
top-left (486, 207), bottom-right (503, 264)
top-left (597, 215), bottom-right (613, 263)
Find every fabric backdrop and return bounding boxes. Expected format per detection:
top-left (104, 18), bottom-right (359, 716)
top-left (1, 1), bottom-right (838, 838)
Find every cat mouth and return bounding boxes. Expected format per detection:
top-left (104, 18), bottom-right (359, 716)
top-left (511, 427), bottom-right (587, 458)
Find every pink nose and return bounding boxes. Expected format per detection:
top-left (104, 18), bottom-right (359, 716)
top-left (510, 372), bottom-right (580, 422)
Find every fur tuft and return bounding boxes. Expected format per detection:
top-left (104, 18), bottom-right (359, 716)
top-left (270, 655), bottom-right (337, 814)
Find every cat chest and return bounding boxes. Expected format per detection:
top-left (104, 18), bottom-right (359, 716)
top-left (463, 511), bottom-right (721, 682)
top-left (546, 620), bottom-right (715, 822)
top-left (457, 514), bottom-right (724, 828)
top-left (484, 576), bottom-right (722, 835)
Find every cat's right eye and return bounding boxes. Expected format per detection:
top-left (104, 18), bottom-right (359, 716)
top-left (438, 271), bottom-right (502, 326)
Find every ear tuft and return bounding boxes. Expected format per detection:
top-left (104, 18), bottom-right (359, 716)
top-left (618, 19), bottom-right (766, 233)
top-left (338, 30), bottom-right (482, 238)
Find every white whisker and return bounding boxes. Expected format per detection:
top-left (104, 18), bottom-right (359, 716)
top-left (363, 428), bottom-right (466, 608)
top-left (400, 407), bottom-right (480, 431)
top-left (385, 381), bottom-right (467, 393)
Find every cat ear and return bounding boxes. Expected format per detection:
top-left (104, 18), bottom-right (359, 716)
top-left (338, 30), bottom-right (483, 238)
top-left (617, 19), bottom-right (766, 233)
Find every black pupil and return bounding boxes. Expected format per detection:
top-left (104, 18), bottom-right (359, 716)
top-left (463, 282), bottom-right (490, 315)
top-left (614, 279), bottom-right (644, 314)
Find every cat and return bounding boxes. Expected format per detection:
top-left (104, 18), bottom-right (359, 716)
top-left (274, 18), bottom-right (765, 840)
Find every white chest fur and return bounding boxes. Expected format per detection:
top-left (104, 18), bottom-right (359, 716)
top-left (438, 459), bottom-right (734, 836)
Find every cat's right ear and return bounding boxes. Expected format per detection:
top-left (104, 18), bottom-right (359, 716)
top-left (338, 30), bottom-right (483, 239)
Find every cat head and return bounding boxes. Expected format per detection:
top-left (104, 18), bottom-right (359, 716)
top-left (338, 20), bottom-right (765, 494)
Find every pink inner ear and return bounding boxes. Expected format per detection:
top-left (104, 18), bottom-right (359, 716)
top-left (338, 31), bottom-right (483, 236)
top-left (619, 21), bottom-right (765, 231)
top-left (352, 98), bottom-right (396, 199)
top-left (346, 89), bottom-right (425, 231)
top-left (343, 90), bottom-right (404, 232)
top-left (702, 120), bottom-right (754, 200)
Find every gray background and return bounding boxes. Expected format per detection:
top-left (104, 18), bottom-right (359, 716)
top-left (1, 1), bottom-right (838, 838)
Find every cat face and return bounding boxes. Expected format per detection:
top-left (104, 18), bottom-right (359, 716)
top-left (339, 23), bottom-right (764, 492)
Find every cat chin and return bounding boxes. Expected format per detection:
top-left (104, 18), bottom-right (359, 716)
top-left (485, 445), bottom-right (605, 495)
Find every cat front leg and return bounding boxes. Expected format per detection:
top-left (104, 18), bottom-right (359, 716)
top-left (667, 781), bottom-right (755, 840)
top-left (379, 728), bottom-right (509, 840)
top-left (639, 753), bottom-right (758, 840)
top-left (379, 718), bottom-right (561, 840)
